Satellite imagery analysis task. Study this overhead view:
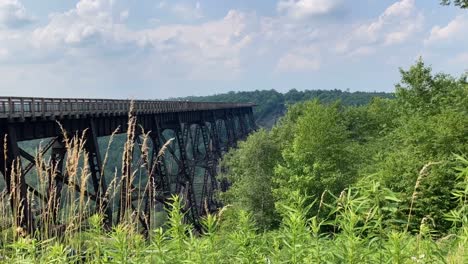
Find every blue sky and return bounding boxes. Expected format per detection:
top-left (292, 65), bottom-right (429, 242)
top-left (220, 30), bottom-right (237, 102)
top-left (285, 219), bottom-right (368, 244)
top-left (0, 0), bottom-right (466, 99)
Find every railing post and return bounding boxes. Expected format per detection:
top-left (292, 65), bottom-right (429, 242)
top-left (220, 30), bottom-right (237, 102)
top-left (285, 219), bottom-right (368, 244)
top-left (8, 98), bottom-right (13, 118)
top-left (41, 98), bottom-right (45, 118)
top-left (19, 98), bottom-right (24, 119)
top-left (31, 98), bottom-right (35, 118)
top-left (1, 101), bottom-right (5, 117)
top-left (59, 99), bottom-right (63, 118)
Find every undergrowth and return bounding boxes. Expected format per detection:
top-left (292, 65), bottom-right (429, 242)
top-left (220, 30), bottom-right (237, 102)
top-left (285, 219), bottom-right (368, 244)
top-left (0, 160), bottom-right (466, 263)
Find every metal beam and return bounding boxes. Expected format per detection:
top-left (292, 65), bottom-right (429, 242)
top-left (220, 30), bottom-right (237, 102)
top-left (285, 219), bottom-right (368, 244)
top-left (85, 119), bottom-right (112, 227)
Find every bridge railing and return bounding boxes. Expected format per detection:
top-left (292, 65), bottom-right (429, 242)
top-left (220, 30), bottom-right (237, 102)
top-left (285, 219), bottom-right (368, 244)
top-left (0, 97), bottom-right (254, 119)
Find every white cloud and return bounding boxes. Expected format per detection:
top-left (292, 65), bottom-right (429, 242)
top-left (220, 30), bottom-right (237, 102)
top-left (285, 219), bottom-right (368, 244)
top-left (171, 2), bottom-right (203, 20)
top-left (260, 16), bottom-right (319, 44)
top-left (32, 0), bottom-right (135, 51)
top-left (382, 0), bottom-right (414, 17)
top-left (0, 0), bottom-right (425, 78)
top-left (0, 0), bottom-right (34, 28)
top-left (338, 0), bottom-right (423, 56)
top-left (277, 0), bottom-right (344, 20)
top-left (383, 18), bottom-right (423, 46)
top-left (138, 10), bottom-right (254, 79)
top-left (156, 1), bottom-right (203, 20)
top-left (5, 0), bottom-right (254, 80)
top-left (276, 46), bottom-right (320, 72)
top-left (425, 15), bottom-right (468, 44)
top-left (347, 46), bottom-right (375, 58)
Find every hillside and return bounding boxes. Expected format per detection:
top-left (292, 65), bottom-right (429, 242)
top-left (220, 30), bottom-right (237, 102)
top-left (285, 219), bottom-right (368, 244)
top-left (175, 89), bottom-right (393, 127)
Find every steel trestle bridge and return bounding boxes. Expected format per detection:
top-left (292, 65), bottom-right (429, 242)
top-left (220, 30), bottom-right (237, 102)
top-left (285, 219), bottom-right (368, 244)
top-left (0, 97), bottom-right (256, 234)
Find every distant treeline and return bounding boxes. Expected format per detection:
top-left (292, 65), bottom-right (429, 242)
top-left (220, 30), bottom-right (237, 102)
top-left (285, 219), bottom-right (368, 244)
top-left (175, 89), bottom-right (393, 127)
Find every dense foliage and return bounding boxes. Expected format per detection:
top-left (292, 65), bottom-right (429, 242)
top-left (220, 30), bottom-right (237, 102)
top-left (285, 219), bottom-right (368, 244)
top-left (222, 58), bottom-right (467, 236)
top-left (176, 89), bottom-right (392, 127)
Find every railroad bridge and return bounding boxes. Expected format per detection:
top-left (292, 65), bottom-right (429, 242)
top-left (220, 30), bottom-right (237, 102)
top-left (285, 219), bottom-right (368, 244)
top-left (0, 97), bottom-right (256, 234)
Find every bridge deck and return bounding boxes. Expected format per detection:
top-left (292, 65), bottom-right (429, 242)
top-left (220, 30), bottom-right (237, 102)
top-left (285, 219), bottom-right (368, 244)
top-left (0, 97), bottom-right (255, 120)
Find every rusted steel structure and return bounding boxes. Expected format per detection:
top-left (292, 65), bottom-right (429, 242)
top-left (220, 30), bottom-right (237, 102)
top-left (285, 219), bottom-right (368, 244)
top-left (0, 97), bottom-right (256, 233)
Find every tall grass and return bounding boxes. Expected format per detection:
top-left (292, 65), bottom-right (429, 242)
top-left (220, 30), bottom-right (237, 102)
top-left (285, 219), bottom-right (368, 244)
top-left (0, 171), bottom-right (466, 263)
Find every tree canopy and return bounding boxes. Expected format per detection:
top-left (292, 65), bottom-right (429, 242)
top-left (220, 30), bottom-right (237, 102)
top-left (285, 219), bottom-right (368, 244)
top-left (441, 0), bottom-right (468, 8)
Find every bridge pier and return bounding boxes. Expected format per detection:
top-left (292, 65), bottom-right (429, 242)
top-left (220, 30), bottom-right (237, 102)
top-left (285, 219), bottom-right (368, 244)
top-left (86, 119), bottom-right (112, 227)
top-left (0, 123), bottom-right (32, 234)
top-left (175, 122), bottom-right (200, 229)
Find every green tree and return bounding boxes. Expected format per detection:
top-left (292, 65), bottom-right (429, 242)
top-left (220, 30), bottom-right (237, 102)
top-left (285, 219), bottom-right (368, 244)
top-left (221, 129), bottom-right (282, 229)
top-left (440, 0), bottom-right (468, 8)
top-left (376, 58), bottom-right (468, 233)
top-left (396, 58), bottom-right (466, 116)
top-left (274, 101), bottom-right (360, 209)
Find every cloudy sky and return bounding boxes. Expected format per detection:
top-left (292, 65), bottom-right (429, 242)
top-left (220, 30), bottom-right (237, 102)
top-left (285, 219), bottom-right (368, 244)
top-left (0, 0), bottom-right (466, 99)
